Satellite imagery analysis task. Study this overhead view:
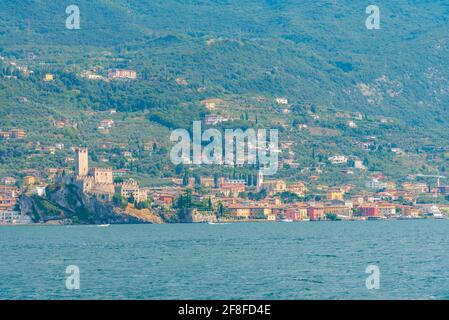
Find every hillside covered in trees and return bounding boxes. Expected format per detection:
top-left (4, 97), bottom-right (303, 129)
top-left (0, 0), bottom-right (448, 188)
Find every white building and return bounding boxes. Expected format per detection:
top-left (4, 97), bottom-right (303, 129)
top-left (328, 156), bottom-right (348, 165)
top-left (348, 121), bottom-right (357, 128)
top-left (1, 177), bottom-right (16, 185)
top-left (55, 143), bottom-right (64, 150)
top-left (354, 160), bottom-right (366, 169)
top-left (275, 98), bottom-right (288, 105)
top-left (33, 186), bottom-right (46, 197)
top-left (0, 211), bottom-right (32, 225)
top-left (205, 114), bottom-right (228, 126)
top-left (365, 178), bottom-right (388, 190)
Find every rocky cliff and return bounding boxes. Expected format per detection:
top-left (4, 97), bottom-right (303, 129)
top-left (20, 180), bottom-right (147, 225)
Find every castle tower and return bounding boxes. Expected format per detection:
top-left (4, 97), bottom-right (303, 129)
top-left (75, 147), bottom-right (89, 177)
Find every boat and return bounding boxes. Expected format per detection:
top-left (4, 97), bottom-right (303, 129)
top-left (97, 224), bottom-right (110, 228)
top-left (207, 222), bottom-right (231, 225)
top-left (280, 219), bottom-right (293, 223)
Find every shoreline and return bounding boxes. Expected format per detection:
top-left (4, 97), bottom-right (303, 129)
top-left (1, 216), bottom-right (447, 227)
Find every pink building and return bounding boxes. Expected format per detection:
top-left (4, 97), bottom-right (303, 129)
top-left (357, 205), bottom-right (380, 217)
top-left (307, 205), bottom-right (325, 221)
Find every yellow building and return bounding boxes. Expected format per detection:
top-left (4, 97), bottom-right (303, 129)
top-left (44, 73), bottom-right (54, 82)
top-left (228, 205), bottom-right (251, 217)
top-left (287, 182), bottom-right (307, 196)
top-left (250, 207), bottom-right (273, 217)
top-left (327, 188), bottom-right (344, 201)
top-left (23, 176), bottom-right (36, 186)
top-left (263, 180), bottom-right (287, 195)
top-left (89, 168), bottom-right (113, 185)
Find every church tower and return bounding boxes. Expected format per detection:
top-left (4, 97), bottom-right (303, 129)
top-left (75, 147), bottom-right (89, 177)
top-left (257, 170), bottom-right (264, 192)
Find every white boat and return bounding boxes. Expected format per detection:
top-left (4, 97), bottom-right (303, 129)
top-left (97, 224), bottom-right (110, 227)
top-left (280, 219), bottom-right (293, 223)
top-left (207, 222), bottom-right (230, 225)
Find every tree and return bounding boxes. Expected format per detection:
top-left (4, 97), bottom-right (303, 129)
top-left (112, 193), bottom-right (127, 208)
top-left (217, 202), bottom-right (226, 217)
top-left (177, 195), bottom-right (185, 208)
top-left (136, 201), bottom-right (149, 209)
top-left (194, 174), bottom-right (201, 187)
top-left (208, 197), bottom-right (213, 211)
top-left (185, 189), bottom-right (192, 208)
top-left (326, 213), bottom-right (338, 221)
top-left (114, 177), bottom-right (124, 184)
top-left (214, 173), bottom-right (220, 188)
top-left (278, 191), bottom-right (302, 204)
top-left (182, 172), bottom-right (190, 186)
top-left (247, 174), bottom-right (253, 186)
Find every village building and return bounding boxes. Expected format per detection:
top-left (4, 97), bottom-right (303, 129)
top-left (438, 186), bottom-right (449, 195)
top-left (115, 179), bottom-right (147, 203)
top-left (200, 177), bottom-right (215, 188)
top-left (263, 180), bottom-right (287, 195)
top-left (402, 182), bottom-right (428, 194)
top-left (112, 168), bottom-right (131, 177)
top-left (284, 203), bottom-right (308, 221)
top-left (401, 206), bottom-right (422, 218)
top-left (23, 176), bottom-right (36, 186)
top-left (108, 69), bottom-right (137, 80)
top-left (355, 205), bottom-right (381, 218)
top-left (213, 185), bottom-right (245, 198)
top-left (0, 131), bottom-right (10, 139)
top-left (201, 98), bottom-right (224, 110)
top-left (0, 194), bottom-right (16, 210)
top-left (44, 73), bottom-right (54, 82)
top-left (323, 203), bottom-right (352, 219)
top-left (326, 188), bottom-right (344, 201)
top-left (328, 156), bottom-right (348, 165)
top-left (353, 160), bottom-right (366, 169)
top-left (100, 119), bottom-right (115, 129)
top-left (275, 97), bottom-right (288, 105)
top-left (0, 210), bottom-right (31, 225)
top-left (307, 204), bottom-right (325, 221)
top-left (204, 113), bottom-right (228, 126)
top-left (377, 202), bottom-right (398, 217)
top-left (1, 177), bottom-right (17, 185)
top-left (8, 128), bottom-right (27, 139)
top-left (287, 182), bottom-right (307, 196)
top-left (365, 178), bottom-right (388, 190)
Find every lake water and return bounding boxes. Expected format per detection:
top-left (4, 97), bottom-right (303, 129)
top-left (1, 220), bottom-right (449, 300)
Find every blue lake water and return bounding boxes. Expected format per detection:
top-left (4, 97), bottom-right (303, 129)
top-left (1, 220), bottom-right (449, 300)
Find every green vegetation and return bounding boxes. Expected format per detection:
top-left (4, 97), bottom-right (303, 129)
top-left (325, 213), bottom-right (339, 221)
top-left (112, 193), bottom-right (128, 208)
top-left (0, 1), bottom-right (448, 190)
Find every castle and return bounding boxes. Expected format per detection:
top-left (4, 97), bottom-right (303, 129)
top-left (74, 147), bottom-right (146, 202)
